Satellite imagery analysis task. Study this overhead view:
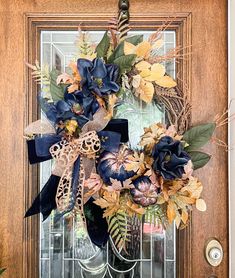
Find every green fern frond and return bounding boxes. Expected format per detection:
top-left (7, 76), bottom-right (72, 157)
top-left (108, 210), bottom-right (131, 252)
top-left (145, 204), bottom-right (168, 228)
top-left (75, 29), bottom-right (95, 58)
top-left (26, 60), bottom-right (50, 87)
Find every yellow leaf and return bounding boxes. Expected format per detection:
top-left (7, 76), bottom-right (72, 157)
top-left (175, 214), bottom-right (181, 228)
top-left (167, 201), bottom-right (176, 224)
top-left (196, 199), bottom-right (207, 211)
top-left (135, 41), bottom-right (151, 58)
top-left (155, 75), bottom-right (177, 88)
top-left (140, 68), bottom-right (151, 78)
top-left (137, 80), bottom-right (154, 103)
top-left (177, 195), bottom-right (195, 205)
top-left (144, 63), bottom-right (165, 81)
top-left (125, 200), bottom-right (145, 216)
top-left (124, 41), bottom-right (136, 55)
top-left (135, 60), bottom-right (151, 72)
top-left (156, 195), bottom-right (166, 204)
top-left (181, 210), bottom-right (189, 224)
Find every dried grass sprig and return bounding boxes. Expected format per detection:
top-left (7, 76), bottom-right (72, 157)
top-left (154, 83), bottom-right (191, 134)
top-left (148, 17), bottom-right (176, 44)
top-left (148, 45), bottom-right (192, 64)
top-left (214, 100), bottom-right (235, 128)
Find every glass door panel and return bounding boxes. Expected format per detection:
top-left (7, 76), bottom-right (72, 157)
top-left (40, 30), bottom-right (176, 278)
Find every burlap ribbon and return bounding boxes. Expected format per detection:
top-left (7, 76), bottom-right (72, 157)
top-left (49, 108), bottom-right (110, 220)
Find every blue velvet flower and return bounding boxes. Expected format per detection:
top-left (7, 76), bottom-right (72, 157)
top-left (41, 88), bottom-right (99, 128)
top-left (152, 136), bottom-right (190, 180)
top-left (77, 58), bottom-right (120, 97)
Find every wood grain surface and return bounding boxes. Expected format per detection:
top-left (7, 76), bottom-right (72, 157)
top-left (0, 1), bottom-right (228, 277)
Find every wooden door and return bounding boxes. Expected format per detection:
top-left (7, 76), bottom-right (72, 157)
top-left (0, 0), bottom-right (228, 277)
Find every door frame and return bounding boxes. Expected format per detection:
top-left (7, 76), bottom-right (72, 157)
top-left (23, 12), bottom-right (215, 278)
top-left (229, 0), bottom-right (234, 277)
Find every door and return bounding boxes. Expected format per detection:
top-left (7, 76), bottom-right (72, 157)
top-left (0, 1), bottom-right (228, 278)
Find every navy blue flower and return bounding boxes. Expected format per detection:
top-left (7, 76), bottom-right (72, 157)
top-left (41, 87), bottom-right (99, 128)
top-left (152, 136), bottom-right (190, 180)
top-left (77, 58), bottom-right (120, 97)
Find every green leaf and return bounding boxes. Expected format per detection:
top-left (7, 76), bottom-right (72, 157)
top-left (189, 151), bottom-right (211, 170)
top-left (183, 123), bottom-right (216, 151)
top-left (113, 54), bottom-right (136, 75)
top-left (0, 268), bottom-right (6, 275)
top-left (95, 31), bottom-right (110, 58)
top-left (49, 69), bottom-right (66, 101)
top-left (126, 35), bottom-right (143, 45)
top-left (107, 35), bottom-right (143, 63)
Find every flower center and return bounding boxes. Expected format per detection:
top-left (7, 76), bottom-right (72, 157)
top-left (165, 154), bottom-right (171, 162)
top-left (95, 78), bottom-right (103, 88)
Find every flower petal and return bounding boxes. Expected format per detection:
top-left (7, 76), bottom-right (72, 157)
top-left (155, 75), bottom-right (177, 88)
top-left (91, 58), bottom-right (107, 78)
top-left (77, 58), bottom-right (93, 78)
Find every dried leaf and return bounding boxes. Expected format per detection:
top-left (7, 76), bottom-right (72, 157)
top-left (196, 199), bottom-right (207, 211)
top-left (155, 75), bottom-right (177, 88)
top-left (125, 200), bottom-right (145, 216)
top-left (136, 80), bottom-right (154, 103)
top-left (125, 152), bottom-right (146, 175)
top-left (167, 200), bottom-right (176, 224)
top-left (135, 41), bottom-right (151, 58)
top-left (124, 41), bottom-right (136, 55)
top-left (144, 63), bottom-right (165, 81)
top-left (181, 210), bottom-right (189, 224)
top-left (56, 73), bottom-right (73, 85)
top-left (135, 60), bottom-right (151, 72)
top-left (94, 191), bottom-right (120, 217)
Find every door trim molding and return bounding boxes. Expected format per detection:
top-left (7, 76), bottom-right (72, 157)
top-left (229, 0), bottom-right (234, 277)
top-left (23, 12), bottom-right (192, 278)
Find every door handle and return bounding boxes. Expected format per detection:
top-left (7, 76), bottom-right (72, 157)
top-left (205, 239), bottom-right (223, 266)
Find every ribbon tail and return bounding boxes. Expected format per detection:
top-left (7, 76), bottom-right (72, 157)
top-left (54, 157), bottom-right (81, 221)
top-left (25, 175), bottom-right (61, 221)
top-left (84, 197), bottom-right (109, 247)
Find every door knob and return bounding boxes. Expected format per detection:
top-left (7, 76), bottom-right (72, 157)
top-left (205, 239), bottom-right (223, 266)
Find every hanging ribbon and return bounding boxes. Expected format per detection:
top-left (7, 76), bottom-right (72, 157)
top-left (25, 108), bottom-right (124, 225)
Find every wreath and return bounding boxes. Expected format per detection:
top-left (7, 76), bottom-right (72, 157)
top-left (25, 18), bottom-right (222, 254)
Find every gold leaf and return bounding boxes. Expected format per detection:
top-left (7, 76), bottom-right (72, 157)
top-left (167, 200), bottom-right (176, 224)
top-left (136, 41), bottom-right (151, 58)
top-left (196, 199), bottom-right (207, 211)
top-left (137, 80), bottom-right (154, 104)
top-left (156, 195), bottom-right (166, 204)
top-left (124, 41), bottom-right (136, 55)
top-left (135, 60), bottom-right (151, 72)
top-left (181, 210), bottom-right (189, 224)
top-left (155, 75), bottom-right (177, 88)
top-left (177, 195), bottom-right (195, 205)
top-left (125, 200), bottom-right (145, 216)
top-left (140, 68), bottom-right (151, 78)
top-left (56, 73), bottom-right (73, 85)
top-left (175, 214), bottom-right (181, 228)
top-left (144, 63), bottom-right (165, 81)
